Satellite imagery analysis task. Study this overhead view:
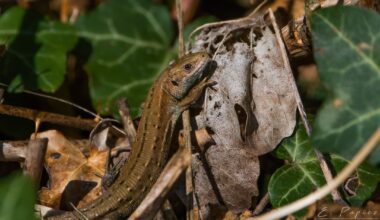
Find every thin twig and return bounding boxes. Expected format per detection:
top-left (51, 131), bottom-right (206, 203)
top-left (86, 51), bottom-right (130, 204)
top-left (177, 0), bottom-right (185, 56)
top-left (129, 147), bottom-right (192, 220)
top-left (0, 139), bottom-right (89, 162)
top-left (0, 83), bottom-right (127, 136)
top-left (211, 33), bottom-right (230, 60)
top-left (184, 122), bottom-right (194, 220)
top-left (314, 150), bottom-right (346, 204)
top-left (70, 203), bottom-right (88, 220)
top-left (0, 104), bottom-right (124, 136)
top-left (252, 127), bottom-right (380, 220)
top-left (69, 7), bottom-right (80, 24)
top-left (33, 117), bottom-right (41, 140)
top-left (268, 9), bottom-right (346, 205)
top-left (252, 193), bottom-right (269, 216)
top-left (0, 104), bottom-right (97, 131)
top-left (176, 0), bottom-right (195, 220)
top-left (118, 98), bottom-right (137, 143)
top-left (60, 0), bottom-right (69, 23)
top-left (23, 138), bottom-right (48, 187)
top-left (0, 141), bottom-right (27, 162)
top-left (188, 0), bottom-right (268, 42)
top-left (0, 83), bottom-right (99, 118)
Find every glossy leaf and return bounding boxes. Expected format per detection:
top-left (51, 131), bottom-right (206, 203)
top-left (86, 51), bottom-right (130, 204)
top-left (269, 121), bottom-right (380, 217)
top-left (311, 6), bottom-right (380, 163)
top-left (330, 155), bottom-right (380, 206)
top-left (0, 173), bottom-right (36, 220)
top-left (270, 122), bottom-right (325, 217)
top-left (76, 0), bottom-right (175, 116)
top-left (0, 7), bottom-right (77, 92)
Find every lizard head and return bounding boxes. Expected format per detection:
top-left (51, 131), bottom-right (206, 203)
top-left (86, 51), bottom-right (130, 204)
top-left (163, 52), bottom-right (216, 100)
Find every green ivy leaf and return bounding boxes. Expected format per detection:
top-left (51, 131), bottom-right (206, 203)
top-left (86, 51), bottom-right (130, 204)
top-left (311, 6), bottom-right (380, 163)
top-left (0, 173), bottom-right (37, 220)
top-left (0, 7), bottom-right (77, 92)
top-left (269, 121), bottom-right (325, 218)
top-left (269, 121), bottom-right (380, 217)
top-left (330, 155), bottom-right (380, 206)
top-left (76, 0), bottom-right (175, 116)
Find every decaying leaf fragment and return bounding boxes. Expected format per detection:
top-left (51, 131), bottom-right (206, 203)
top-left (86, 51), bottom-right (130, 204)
top-left (36, 130), bottom-right (109, 210)
top-left (190, 14), bottom-right (297, 218)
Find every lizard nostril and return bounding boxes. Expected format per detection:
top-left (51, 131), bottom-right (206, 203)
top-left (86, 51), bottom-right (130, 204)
top-left (171, 80), bottom-right (179, 86)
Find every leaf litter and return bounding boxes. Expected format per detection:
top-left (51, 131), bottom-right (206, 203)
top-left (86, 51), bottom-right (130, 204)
top-left (37, 130), bottom-right (130, 210)
top-left (35, 8), bottom-right (300, 219)
top-left (190, 12), bottom-right (297, 218)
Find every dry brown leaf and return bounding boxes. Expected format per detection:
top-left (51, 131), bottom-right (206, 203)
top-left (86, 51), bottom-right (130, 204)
top-left (190, 14), bottom-right (297, 218)
top-left (36, 130), bottom-right (107, 210)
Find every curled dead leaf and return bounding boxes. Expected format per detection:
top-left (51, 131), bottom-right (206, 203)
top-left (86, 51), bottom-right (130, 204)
top-left (190, 13), bottom-right (297, 218)
top-left (36, 130), bottom-right (107, 210)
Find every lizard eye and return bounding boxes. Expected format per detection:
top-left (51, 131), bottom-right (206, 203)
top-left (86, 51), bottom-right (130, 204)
top-left (183, 63), bottom-right (193, 72)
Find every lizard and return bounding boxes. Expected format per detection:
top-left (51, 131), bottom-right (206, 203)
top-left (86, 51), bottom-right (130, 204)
top-left (46, 52), bottom-right (216, 220)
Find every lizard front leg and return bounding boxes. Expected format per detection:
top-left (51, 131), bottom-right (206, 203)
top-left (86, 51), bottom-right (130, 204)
top-left (179, 79), bottom-right (217, 111)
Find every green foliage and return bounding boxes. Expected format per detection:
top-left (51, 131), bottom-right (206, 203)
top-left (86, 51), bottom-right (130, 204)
top-left (0, 7), bottom-right (77, 92)
top-left (0, 173), bottom-right (37, 220)
top-left (270, 121), bottom-right (326, 217)
top-left (330, 155), bottom-right (380, 206)
top-left (75, 0), bottom-right (217, 117)
top-left (0, 2), bottom-right (378, 219)
top-left (269, 121), bottom-right (380, 218)
top-left (76, 0), bottom-right (176, 116)
top-left (311, 6), bottom-right (380, 164)
top-left (0, 1), bottom-right (217, 117)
